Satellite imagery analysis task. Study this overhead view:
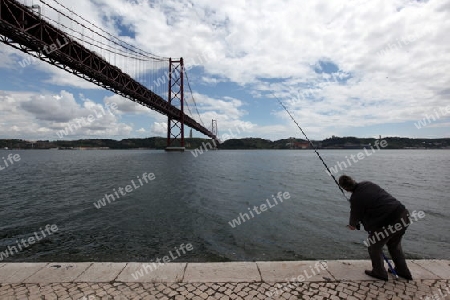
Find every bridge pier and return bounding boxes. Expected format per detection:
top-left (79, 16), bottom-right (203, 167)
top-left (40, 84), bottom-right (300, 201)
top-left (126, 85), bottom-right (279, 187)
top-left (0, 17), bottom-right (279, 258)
top-left (165, 146), bottom-right (185, 152)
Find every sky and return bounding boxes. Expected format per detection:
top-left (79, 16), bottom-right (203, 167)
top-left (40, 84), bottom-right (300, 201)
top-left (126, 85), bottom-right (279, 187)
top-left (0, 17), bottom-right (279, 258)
top-left (0, 0), bottom-right (449, 142)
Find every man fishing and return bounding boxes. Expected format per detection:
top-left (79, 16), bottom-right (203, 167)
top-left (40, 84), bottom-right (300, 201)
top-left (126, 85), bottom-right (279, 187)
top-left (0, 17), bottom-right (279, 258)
top-left (339, 175), bottom-right (413, 281)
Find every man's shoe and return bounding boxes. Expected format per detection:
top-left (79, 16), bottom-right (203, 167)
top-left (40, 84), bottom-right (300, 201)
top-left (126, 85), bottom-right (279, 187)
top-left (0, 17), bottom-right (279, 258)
top-left (388, 268), bottom-right (413, 280)
top-left (365, 270), bottom-right (388, 281)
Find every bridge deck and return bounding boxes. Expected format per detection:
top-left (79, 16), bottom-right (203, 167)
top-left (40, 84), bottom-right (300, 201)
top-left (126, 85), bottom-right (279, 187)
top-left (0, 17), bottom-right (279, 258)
top-left (0, 0), bottom-right (218, 141)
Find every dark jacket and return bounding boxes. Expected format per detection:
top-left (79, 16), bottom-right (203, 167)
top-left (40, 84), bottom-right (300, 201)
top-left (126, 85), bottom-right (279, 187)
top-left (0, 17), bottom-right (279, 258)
top-left (349, 181), bottom-right (406, 231)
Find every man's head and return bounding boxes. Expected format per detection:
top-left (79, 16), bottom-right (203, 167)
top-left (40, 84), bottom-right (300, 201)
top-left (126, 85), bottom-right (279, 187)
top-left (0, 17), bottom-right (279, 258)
top-left (339, 175), bottom-right (357, 192)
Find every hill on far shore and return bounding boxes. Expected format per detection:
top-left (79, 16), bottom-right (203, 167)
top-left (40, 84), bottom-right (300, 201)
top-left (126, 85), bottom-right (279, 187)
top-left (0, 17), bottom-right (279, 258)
top-left (1, 136), bottom-right (449, 150)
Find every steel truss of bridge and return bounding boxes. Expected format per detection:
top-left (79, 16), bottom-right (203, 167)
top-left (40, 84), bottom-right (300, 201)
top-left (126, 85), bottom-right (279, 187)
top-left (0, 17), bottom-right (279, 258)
top-left (0, 0), bottom-right (219, 148)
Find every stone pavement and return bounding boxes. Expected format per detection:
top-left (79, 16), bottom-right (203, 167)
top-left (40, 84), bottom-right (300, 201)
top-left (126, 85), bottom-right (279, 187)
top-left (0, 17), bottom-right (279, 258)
top-left (0, 260), bottom-right (448, 300)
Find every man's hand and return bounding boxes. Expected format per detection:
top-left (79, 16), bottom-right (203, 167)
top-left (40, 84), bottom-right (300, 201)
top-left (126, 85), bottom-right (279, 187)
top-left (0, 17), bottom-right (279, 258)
top-left (347, 225), bottom-right (356, 230)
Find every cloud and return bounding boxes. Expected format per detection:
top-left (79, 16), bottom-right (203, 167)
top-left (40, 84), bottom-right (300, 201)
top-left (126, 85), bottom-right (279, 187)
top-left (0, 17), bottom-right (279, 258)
top-left (88, 0), bottom-right (448, 137)
top-left (425, 122), bottom-right (450, 129)
top-left (0, 0), bottom-right (449, 140)
top-left (0, 46), bottom-right (21, 69)
top-left (150, 122), bottom-right (167, 136)
top-left (0, 90), bottom-right (138, 140)
top-left (0, 44), bottom-right (103, 90)
top-left (103, 94), bottom-right (157, 115)
top-left (43, 67), bottom-right (103, 90)
top-left (200, 76), bottom-right (225, 85)
top-left (184, 93), bottom-right (257, 137)
top-left (20, 91), bottom-right (83, 123)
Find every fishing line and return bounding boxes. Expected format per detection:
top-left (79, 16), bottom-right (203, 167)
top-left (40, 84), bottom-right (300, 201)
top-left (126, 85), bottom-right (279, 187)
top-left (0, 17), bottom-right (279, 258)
top-left (273, 94), bottom-right (348, 201)
top-left (274, 95), bottom-right (401, 278)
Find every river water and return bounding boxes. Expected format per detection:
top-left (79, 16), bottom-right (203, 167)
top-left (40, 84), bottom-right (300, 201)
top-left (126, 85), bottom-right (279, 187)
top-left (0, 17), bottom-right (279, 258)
top-left (0, 149), bottom-right (448, 262)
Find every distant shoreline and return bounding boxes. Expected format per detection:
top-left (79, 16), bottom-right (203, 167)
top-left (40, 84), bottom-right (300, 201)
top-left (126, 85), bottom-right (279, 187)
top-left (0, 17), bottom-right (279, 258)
top-left (1, 136), bottom-right (449, 150)
top-left (1, 148), bottom-right (449, 151)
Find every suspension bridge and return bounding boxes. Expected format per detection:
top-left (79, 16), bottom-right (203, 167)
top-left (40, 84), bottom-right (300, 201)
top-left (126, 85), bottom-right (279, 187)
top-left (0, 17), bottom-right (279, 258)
top-left (0, 0), bottom-right (219, 151)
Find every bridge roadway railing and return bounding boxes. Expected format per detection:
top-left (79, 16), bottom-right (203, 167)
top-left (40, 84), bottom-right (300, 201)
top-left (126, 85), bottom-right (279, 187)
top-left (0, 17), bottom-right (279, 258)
top-left (0, 0), bottom-right (218, 141)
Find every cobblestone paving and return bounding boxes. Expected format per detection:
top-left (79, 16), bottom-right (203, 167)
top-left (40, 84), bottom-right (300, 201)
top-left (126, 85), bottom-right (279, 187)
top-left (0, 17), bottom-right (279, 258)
top-left (0, 279), bottom-right (449, 300)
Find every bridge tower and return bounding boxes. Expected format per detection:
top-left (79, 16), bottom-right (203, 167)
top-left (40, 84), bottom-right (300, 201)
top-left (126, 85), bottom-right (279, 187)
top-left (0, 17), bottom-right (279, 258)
top-left (211, 119), bottom-right (218, 149)
top-left (165, 57), bottom-right (185, 151)
top-left (211, 120), bottom-right (218, 137)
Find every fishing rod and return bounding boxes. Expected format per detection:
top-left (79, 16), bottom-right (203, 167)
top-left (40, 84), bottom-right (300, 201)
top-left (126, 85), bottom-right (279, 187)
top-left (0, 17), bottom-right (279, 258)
top-left (367, 231), bottom-right (399, 280)
top-left (273, 95), bottom-right (348, 201)
top-left (275, 95), bottom-right (399, 280)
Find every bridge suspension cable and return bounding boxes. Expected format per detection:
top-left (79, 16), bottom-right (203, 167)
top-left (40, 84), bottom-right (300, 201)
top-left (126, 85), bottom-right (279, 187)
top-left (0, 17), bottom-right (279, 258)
top-left (39, 0), bottom-right (168, 61)
top-left (27, 0), bottom-right (170, 98)
top-left (185, 70), bottom-right (206, 129)
top-left (0, 0), bottom-right (218, 142)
